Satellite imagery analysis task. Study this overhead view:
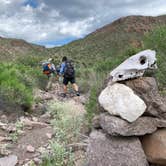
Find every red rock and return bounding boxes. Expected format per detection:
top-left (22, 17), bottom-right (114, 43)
top-left (142, 129), bottom-right (166, 165)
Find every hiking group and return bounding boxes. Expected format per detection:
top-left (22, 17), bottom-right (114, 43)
top-left (42, 56), bottom-right (80, 97)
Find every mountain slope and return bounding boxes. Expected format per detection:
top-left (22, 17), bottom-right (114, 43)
top-left (50, 15), bottom-right (166, 65)
top-left (0, 37), bottom-right (46, 61)
top-left (0, 15), bottom-right (165, 65)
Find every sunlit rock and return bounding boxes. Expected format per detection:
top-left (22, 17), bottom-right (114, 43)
top-left (98, 83), bottom-right (146, 122)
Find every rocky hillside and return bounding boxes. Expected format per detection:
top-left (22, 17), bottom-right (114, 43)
top-left (0, 37), bottom-right (46, 61)
top-left (51, 15), bottom-right (166, 65)
top-left (0, 15), bottom-right (166, 64)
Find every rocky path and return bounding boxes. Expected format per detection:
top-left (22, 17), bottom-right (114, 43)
top-left (0, 83), bottom-right (88, 166)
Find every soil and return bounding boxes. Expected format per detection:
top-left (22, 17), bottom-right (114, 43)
top-left (0, 82), bottom-right (88, 165)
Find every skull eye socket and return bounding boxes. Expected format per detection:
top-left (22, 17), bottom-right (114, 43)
top-left (139, 56), bottom-right (147, 65)
top-left (118, 74), bottom-right (123, 78)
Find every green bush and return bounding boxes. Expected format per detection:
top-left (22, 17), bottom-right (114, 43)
top-left (0, 63), bottom-right (34, 108)
top-left (42, 141), bottom-right (74, 166)
top-left (143, 26), bottom-right (166, 89)
top-left (50, 101), bottom-right (84, 143)
top-left (144, 26), bottom-right (166, 52)
top-left (85, 70), bottom-right (107, 124)
top-left (41, 101), bottom-right (85, 165)
top-left (16, 54), bottom-right (43, 67)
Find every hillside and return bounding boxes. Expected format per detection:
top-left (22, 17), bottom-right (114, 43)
top-left (0, 15), bottom-right (165, 64)
top-left (50, 15), bottom-right (166, 65)
top-left (0, 37), bottom-right (47, 61)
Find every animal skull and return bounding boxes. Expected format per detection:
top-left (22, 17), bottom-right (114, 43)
top-left (110, 49), bottom-right (157, 82)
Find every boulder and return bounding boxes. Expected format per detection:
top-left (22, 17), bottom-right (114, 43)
top-left (141, 129), bottom-right (166, 166)
top-left (0, 155), bottom-right (18, 166)
top-left (125, 77), bottom-right (166, 119)
top-left (98, 83), bottom-right (147, 122)
top-left (100, 113), bottom-right (166, 136)
top-left (86, 130), bottom-right (149, 166)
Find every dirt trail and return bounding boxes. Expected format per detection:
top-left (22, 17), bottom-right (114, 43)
top-left (0, 83), bottom-right (88, 165)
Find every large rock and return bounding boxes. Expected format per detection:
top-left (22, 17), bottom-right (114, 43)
top-left (86, 130), bottom-right (149, 166)
top-left (0, 155), bottom-right (18, 166)
top-left (100, 113), bottom-right (166, 136)
top-left (125, 77), bottom-right (166, 119)
top-left (98, 83), bottom-right (147, 122)
top-left (141, 129), bottom-right (166, 166)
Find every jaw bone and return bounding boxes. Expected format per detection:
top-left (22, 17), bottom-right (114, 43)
top-left (110, 49), bottom-right (157, 82)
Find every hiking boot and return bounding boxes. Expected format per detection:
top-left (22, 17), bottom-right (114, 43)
top-left (76, 91), bottom-right (80, 96)
top-left (45, 88), bottom-right (49, 92)
top-left (61, 93), bottom-right (66, 98)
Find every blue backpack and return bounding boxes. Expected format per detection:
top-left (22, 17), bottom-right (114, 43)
top-left (43, 63), bottom-right (52, 75)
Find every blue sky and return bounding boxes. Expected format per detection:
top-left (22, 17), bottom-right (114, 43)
top-left (0, 0), bottom-right (165, 48)
top-left (36, 37), bottom-right (78, 48)
top-left (23, 0), bottom-right (38, 8)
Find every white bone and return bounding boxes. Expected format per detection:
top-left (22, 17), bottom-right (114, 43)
top-left (110, 49), bottom-right (157, 82)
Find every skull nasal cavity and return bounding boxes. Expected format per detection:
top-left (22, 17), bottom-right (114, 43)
top-left (139, 56), bottom-right (146, 65)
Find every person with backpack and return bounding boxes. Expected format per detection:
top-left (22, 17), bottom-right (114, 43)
top-left (42, 58), bottom-right (56, 91)
top-left (59, 56), bottom-right (80, 97)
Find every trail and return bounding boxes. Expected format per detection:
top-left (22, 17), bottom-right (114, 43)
top-left (0, 82), bottom-right (88, 166)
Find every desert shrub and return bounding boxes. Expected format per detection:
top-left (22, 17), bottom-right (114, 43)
top-left (50, 101), bottom-right (84, 143)
top-left (0, 63), bottom-right (34, 108)
top-left (42, 141), bottom-right (74, 166)
top-left (16, 54), bottom-right (44, 67)
top-left (41, 101), bottom-right (85, 166)
top-left (143, 26), bottom-right (166, 89)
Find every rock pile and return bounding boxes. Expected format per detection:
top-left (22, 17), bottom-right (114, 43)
top-left (87, 77), bottom-right (166, 166)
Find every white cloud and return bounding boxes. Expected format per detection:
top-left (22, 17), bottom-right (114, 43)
top-left (0, 0), bottom-right (165, 46)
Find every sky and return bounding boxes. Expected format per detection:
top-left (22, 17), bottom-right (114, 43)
top-left (0, 0), bottom-right (165, 47)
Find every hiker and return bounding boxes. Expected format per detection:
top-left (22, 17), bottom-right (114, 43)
top-left (42, 58), bottom-right (56, 91)
top-left (59, 56), bottom-right (80, 97)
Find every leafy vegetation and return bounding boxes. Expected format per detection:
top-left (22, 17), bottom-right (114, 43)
top-left (9, 120), bottom-right (24, 143)
top-left (0, 63), bottom-right (34, 107)
top-left (143, 26), bottom-right (166, 89)
top-left (41, 101), bottom-right (85, 166)
top-left (0, 62), bottom-right (47, 110)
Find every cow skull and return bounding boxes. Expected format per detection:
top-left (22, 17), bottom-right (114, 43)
top-left (110, 49), bottom-right (157, 82)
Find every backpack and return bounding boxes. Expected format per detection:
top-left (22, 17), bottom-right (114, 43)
top-left (43, 63), bottom-right (53, 75)
top-left (64, 60), bottom-right (75, 78)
